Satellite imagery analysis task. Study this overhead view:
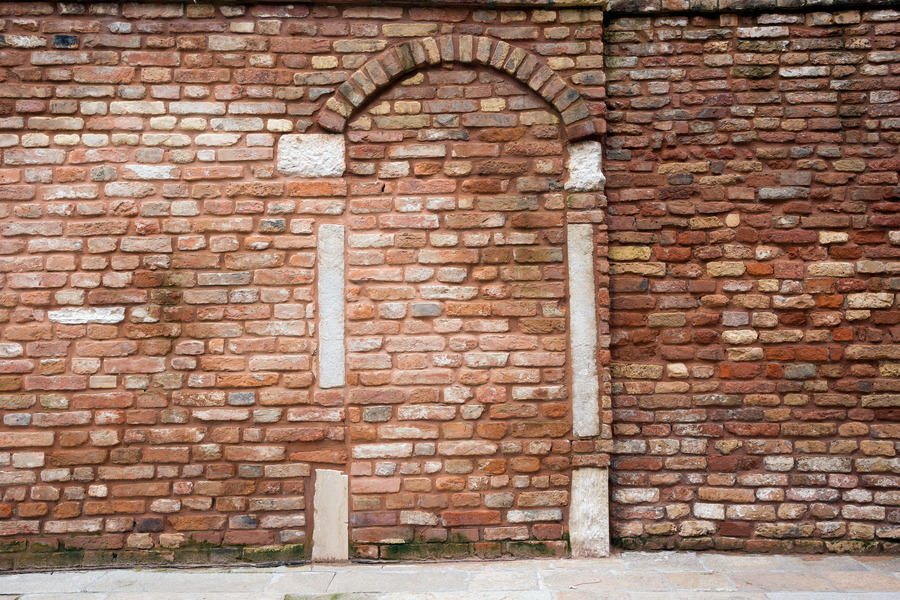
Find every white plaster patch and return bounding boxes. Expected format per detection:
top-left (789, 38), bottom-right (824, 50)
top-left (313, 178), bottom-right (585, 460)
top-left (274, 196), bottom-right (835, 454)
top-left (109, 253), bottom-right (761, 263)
top-left (312, 469), bottom-right (349, 562)
top-left (565, 140), bottom-right (605, 192)
top-left (278, 134), bottom-right (346, 178)
top-left (567, 224), bottom-right (600, 438)
top-left (318, 224), bottom-right (346, 389)
top-left (570, 467), bottom-right (610, 558)
top-left (48, 307), bottom-right (125, 325)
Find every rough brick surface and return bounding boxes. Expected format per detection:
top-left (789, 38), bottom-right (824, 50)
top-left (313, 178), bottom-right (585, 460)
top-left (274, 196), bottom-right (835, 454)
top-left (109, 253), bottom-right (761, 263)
top-left (605, 9), bottom-right (900, 554)
top-left (0, 0), bottom-right (898, 567)
top-left (0, 1), bottom-right (609, 567)
top-left (344, 70), bottom-right (580, 557)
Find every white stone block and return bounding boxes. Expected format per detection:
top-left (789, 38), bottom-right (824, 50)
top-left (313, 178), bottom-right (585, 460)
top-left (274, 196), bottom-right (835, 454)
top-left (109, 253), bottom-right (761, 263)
top-left (565, 140), bottom-right (605, 192)
top-left (48, 307), bottom-right (125, 325)
top-left (312, 469), bottom-right (348, 562)
top-left (570, 467), bottom-right (609, 558)
top-left (278, 134), bottom-right (345, 178)
top-left (567, 224), bottom-right (600, 438)
top-left (318, 224), bottom-right (345, 389)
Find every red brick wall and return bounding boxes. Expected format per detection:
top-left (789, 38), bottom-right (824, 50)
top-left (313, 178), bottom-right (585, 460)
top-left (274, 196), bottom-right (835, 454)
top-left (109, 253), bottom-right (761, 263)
top-left (0, 0), bottom-right (898, 567)
top-left (605, 9), bottom-right (900, 552)
top-left (0, 1), bottom-right (609, 566)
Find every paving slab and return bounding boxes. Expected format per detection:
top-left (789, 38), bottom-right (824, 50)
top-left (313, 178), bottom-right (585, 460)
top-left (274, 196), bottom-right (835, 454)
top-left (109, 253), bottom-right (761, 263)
top-left (665, 570), bottom-right (736, 590)
top-left (767, 594), bottom-right (900, 600)
top-left (287, 594), bottom-right (552, 600)
top-left (549, 557), bottom-right (627, 570)
top-left (468, 570), bottom-right (540, 591)
top-left (265, 571), bottom-right (335, 594)
top-left (84, 571), bottom-right (275, 593)
top-left (857, 557), bottom-right (900, 573)
top-left (823, 571), bottom-right (900, 592)
top-left (539, 569), bottom-right (670, 592)
top-left (622, 551), bottom-right (707, 571)
top-left (326, 570), bottom-right (470, 593)
top-left (18, 595), bottom-right (277, 600)
top-left (782, 555), bottom-right (874, 572)
top-left (1, 551), bottom-right (898, 600)
top-left (18, 595), bottom-right (110, 600)
top-left (700, 554), bottom-right (803, 572)
top-left (102, 595), bottom-right (282, 600)
top-left (0, 572), bottom-right (106, 594)
top-left (552, 592), bottom-right (769, 600)
top-left (729, 571), bottom-right (837, 592)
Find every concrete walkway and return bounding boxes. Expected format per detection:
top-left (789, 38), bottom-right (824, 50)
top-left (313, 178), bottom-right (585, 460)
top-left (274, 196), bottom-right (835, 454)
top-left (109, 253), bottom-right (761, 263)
top-left (0, 552), bottom-right (898, 599)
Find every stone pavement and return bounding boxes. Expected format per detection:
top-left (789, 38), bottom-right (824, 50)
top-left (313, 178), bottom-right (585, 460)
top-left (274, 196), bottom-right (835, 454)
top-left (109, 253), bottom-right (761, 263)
top-left (0, 552), bottom-right (899, 600)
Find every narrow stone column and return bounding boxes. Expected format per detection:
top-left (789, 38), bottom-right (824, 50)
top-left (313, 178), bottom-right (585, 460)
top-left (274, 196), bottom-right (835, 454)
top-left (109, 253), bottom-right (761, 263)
top-left (278, 132), bottom-right (348, 390)
top-left (567, 223), bottom-right (600, 438)
top-left (317, 224), bottom-right (346, 389)
top-left (278, 134), bottom-right (350, 559)
top-left (312, 469), bottom-right (349, 561)
top-left (565, 140), bottom-right (609, 558)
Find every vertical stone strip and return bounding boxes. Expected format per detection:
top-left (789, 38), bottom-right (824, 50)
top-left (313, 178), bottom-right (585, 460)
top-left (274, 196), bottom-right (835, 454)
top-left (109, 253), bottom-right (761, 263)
top-left (318, 224), bottom-right (346, 389)
top-left (570, 467), bottom-right (610, 557)
top-left (565, 138), bottom-right (609, 558)
top-left (312, 469), bottom-right (349, 562)
top-left (567, 223), bottom-right (600, 438)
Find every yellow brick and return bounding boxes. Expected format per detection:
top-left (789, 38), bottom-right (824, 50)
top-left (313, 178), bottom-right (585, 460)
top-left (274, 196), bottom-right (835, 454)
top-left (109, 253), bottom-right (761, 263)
top-left (369, 102), bottom-right (390, 116)
top-left (312, 56), bottom-right (338, 69)
top-left (382, 23), bottom-right (438, 37)
top-left (394, 101), bottom-right (421, 115)
top-left (658, 162), bottom-right (710, 174)
top-left (480, 98), bottom-right (506, 112)
top-left (608, 246), bottom-right (651, 261)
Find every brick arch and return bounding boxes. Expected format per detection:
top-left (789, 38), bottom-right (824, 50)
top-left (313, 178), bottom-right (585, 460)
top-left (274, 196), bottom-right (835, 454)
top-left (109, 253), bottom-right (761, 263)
top-left (315, 35), bottom-right (601, 141)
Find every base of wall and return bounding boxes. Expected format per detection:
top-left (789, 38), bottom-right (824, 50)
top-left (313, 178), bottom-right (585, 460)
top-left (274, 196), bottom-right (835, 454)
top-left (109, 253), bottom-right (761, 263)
top-left (0, 543), bottom-right (306, 572)
top-left (616, 537), bottom-right (900, 555)
top-left (6, 537), bottom-right (898, 571)
top-left (1, 540), bottom-right (570, 571)
top-left (351, 540), bottom-right (569, 561)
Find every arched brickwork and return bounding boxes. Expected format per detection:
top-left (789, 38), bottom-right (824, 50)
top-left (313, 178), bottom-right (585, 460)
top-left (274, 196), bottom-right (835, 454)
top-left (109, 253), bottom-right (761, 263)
top-left (315, 35), bottom-right (602, 142)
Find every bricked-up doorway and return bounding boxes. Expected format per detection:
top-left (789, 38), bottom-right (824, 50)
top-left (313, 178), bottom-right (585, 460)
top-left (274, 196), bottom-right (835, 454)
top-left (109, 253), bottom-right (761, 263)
top-left (343, 65), bottom-right (575, 559)
top-left (290, 35), bottom-right (611, 560)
